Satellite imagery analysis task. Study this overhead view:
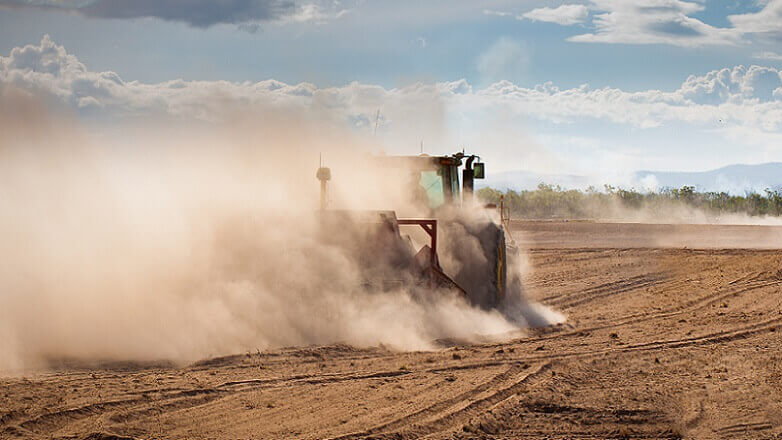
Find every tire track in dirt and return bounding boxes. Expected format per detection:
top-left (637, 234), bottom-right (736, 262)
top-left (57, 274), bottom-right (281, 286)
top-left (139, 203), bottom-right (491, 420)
top-left (541, 273), bottom-right (661, 303)
top-left (613, 315), bottom-right (782, 352)
top-left (314, 287), bottom-right (782, 439)
top-left (330, 362), bottom-right (553, 440)
top-left (468, 430), bottom-right (679, 439)
top-left (5, 386), bottom-right (234, 436)
top-left (217, 369), bottom-right (412, 391)
top-left (329, 363), bottom-right (529, 439)
top-left (459, 401), bottom-right (681, 440)
top-left (544, 273), bottom-right (673, 308)
top-left (321, 309), bottom-right (778, 440)
top-left (5, 370), bottom-right (418, 437)
top-left (12, 398), bottom-right (144, 436)
top-left (715, 421), bottom-right (774, 436)
top-left (512, 314), bottom-right (782, 364)
top-left (422, 314), bottom-right (782, 375)
top-left (410, 363), bottom-right (552, 440)
top-left (513, 278), bottom-right (780, 348)
top-left (105, 390), bottom-right (227, 425)
top-left (531, 248), bottom-right (753, 306)
top-left (526, 249), bottom-right (625, 269)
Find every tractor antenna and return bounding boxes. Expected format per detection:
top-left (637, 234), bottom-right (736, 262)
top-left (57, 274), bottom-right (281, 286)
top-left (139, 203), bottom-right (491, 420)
top-left (373, 109), bottom-right (380, 136)
top-left (420, 140), bottom-right (424, 154)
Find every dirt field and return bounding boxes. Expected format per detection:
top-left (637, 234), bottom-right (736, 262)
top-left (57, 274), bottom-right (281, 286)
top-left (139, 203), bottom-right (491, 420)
top-left (2, 221), bottom-right (782, 440)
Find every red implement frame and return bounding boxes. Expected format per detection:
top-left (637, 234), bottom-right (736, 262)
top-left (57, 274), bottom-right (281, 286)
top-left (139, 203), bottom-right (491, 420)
top-left (397, 219), bottom-right (437, 269)
top-left (397, 218), bottom-right (466, 295)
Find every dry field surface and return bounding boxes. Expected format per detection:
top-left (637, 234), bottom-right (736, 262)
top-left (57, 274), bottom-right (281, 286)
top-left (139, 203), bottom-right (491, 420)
top-left (2, 220), bottom-right (782, 439)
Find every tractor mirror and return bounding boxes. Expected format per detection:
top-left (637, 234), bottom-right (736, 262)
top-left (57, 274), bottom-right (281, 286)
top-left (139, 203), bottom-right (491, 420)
top-left (473, 162), bottom-right (485, 179)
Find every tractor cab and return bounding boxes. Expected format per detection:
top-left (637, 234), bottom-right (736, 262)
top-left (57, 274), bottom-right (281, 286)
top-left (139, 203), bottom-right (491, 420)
top-left (375, 153), bottom-right (485, 210)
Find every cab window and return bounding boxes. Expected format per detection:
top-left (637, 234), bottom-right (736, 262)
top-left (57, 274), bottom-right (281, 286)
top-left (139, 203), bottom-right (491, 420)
top-left (449, 165), bottom-right (461, 201)
top-left (418, 170), bottom-right (445, 209)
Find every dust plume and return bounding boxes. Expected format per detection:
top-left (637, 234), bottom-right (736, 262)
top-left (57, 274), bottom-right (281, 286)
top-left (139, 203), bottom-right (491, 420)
top-left (0, 88), bottom-right (560, 372)
top-left (592, 198), bottom-right (782, 226)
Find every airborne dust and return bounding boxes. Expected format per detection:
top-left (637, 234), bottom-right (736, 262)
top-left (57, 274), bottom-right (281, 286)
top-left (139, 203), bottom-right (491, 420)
top-left (0, 88), bottom-right (563, 372)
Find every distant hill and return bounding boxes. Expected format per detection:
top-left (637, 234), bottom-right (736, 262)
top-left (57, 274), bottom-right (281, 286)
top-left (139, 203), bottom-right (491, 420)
top-left (480, 170), bottom-right (592, 191)
top-left (480, 163), bottom-right (782, 194)
top-left (635, 163), bottom-right (782, 193)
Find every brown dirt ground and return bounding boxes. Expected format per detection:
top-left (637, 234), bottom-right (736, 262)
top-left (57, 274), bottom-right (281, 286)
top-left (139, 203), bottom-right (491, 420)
top-left (2, 220), bottom-right (782, 440)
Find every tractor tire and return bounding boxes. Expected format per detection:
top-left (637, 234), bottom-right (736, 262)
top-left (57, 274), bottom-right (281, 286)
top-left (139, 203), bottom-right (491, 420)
top-left (485, 223), bottom-right (507, 309)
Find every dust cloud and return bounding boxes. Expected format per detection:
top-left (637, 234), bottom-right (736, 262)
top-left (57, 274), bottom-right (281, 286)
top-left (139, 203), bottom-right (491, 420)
top-left (592, 199), bottom-right (782, 227)
top-left (0, 88), bottom-right (560, 372)
top-left (572, 198), bottom-right (782, 248)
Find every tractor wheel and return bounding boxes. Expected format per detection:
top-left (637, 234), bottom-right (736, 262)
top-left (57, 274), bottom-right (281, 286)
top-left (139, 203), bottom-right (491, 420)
top-left (488, 224), bottom-right (507, 308)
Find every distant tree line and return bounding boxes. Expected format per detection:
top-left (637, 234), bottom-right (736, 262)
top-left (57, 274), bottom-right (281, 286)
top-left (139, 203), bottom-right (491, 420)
top-left (476, 184), bottom-right (782, 219)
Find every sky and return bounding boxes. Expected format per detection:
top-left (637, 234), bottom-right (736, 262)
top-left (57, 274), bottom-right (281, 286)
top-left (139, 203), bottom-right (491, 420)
top-left (1, 0), bottom-right (782, 188)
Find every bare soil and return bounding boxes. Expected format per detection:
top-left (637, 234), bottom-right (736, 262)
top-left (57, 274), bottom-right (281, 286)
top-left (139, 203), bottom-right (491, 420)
top-left (2, 221), bottom-right (782, 439)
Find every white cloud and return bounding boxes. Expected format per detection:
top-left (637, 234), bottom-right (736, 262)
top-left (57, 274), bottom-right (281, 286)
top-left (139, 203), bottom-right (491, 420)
top-left (678, 65), bottom-right (782, 104)
top-left (520, 4), bottom-right (589, 26)
top-left (755, 51), bottom-right (782, 61)
top-left (517, 0), bottom-right (782, 47)
top-left (728, 0), bottom-right (782, 35)
top-left (567, 0), bottom-right (741, 47)
top-left (2, 37), bottom-right (782, 154)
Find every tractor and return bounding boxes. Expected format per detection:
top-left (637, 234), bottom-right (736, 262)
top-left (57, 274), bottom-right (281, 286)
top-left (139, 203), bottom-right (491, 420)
top-left (317, 152), bottom-right (512, 313)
